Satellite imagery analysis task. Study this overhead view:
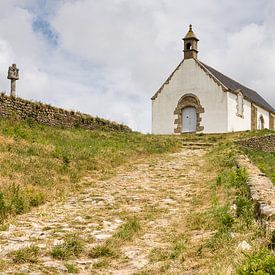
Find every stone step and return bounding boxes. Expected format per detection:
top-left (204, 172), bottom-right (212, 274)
top-left (182, 143), bottom-right (213, 147)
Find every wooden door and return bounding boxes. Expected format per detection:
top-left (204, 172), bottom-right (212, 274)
top-left (182, 107), bottom-right (197, 133)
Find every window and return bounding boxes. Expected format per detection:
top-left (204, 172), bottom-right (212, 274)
top-left (186, 43), bottom-right (192, 50)
top-left (236, 91), bottom-right (244, 117)
top-left (259, 115), bottom-right (265, 129)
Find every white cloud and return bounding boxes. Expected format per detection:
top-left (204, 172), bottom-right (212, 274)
top-left (0, 0), bottom-right (274, 133)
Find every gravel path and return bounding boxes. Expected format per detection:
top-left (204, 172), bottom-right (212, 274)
top-left (0, 144), bottom-right (211, 274)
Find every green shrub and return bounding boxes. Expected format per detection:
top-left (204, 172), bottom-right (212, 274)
top-left (237, 248), bottom-right (275, 274)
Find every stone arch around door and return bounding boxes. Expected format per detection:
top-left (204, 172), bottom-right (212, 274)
top-left (174, 93), bottom-right (205, 134)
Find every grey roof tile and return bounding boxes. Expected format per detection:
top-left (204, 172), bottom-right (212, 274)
top-left (200, 61), bottom-right (275, 113)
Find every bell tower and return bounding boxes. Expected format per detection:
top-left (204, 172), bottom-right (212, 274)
top-left (183, 25), bottom-right (199, 59)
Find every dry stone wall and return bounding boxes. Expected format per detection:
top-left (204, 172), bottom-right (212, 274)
top-left (237, 155), bottom-right (275, 235)
top-left (236, 134), bottom-right (275, 152)
top-left (0, 93), bottom-right (131, 132)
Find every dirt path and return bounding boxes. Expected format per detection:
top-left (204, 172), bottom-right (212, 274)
top-left (0, 143), bottom-right (215, 274)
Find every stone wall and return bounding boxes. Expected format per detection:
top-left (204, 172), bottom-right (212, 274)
top-left (236, 134), bottom-right (275, 152)
top-left (0, 93), bottom-right (131, 132)
top-left (237, 155), bottom-right (275, 236)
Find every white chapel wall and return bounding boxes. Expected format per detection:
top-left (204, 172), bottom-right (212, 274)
top-left (152, 59), bottom-right (228, 134)
top-left (227, 93), bottom-right (251, 132)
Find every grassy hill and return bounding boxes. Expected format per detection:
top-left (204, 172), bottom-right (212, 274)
top-left (0, 118), bottom-right (180, 223)
top-left (0, 117), bottom-right (274, 273)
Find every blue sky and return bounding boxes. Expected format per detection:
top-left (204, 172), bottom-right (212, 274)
top-left (0, 0), bottom-right (274, 132)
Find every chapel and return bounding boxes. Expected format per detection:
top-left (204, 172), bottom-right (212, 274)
top-left (151, 25), bottom-right (275, 134)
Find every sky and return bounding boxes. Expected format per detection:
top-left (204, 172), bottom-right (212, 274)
top-left (0, 0), bottom-right (274, 133)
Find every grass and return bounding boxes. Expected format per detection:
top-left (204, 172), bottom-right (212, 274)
top-left (89, 243), bottom-right (116, 259)
top-left (243, 148), bottom-right (275, 183)
top-left (89, 216), bottom-right (141, 264)
top-left (8, 245), bottom-right (40, 263)
top-left (0, 260), bottom-right (7, 271)
top-left (149, 235), bottom-right (186, 263)
top-left (237, 248), bottom-right (275, 274)
top-left (184, 139), bottom-right (272, 272)
top-left (0, 118), bottom-right (180, 222)
top-left (92, 259), bottom-right (109, 269)
top-left (51, 234), bottom-right (84, 260)
top-left (114, 216), bottom-right (141, 241)
top-left (213, 142), bottom-right (274, 271)
top-left (64, 262), bottom-right (79, 273)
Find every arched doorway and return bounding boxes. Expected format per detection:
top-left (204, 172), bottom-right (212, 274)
top-left (174, 94), bottom-right (204, 134)
top-left (182, 107), bottom-right (197, 133)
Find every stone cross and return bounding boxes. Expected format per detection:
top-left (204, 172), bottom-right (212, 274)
top-left (7, 64), bottom-right (19, 97)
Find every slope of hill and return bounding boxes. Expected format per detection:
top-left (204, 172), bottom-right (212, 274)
top-left (0, 118), bottom-right (180, 223)
top-left (0, 119), bottom-right (274, 273)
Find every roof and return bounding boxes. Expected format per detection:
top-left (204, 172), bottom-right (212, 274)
top-left (197, 60), bottom-right (275, 113)
top-left (183, 25), bottom-right (199, 41)
top-left (151, 58), bottom-right (275, 114)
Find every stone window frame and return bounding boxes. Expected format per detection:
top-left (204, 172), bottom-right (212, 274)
top-left (259, 115), bottom-right (265, 129)
top-left (236, 90), bottom-right (244, 118)
top-left (174, 93), bottom-right (205, 134)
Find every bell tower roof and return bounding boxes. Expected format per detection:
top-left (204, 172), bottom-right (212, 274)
top-left (183, 25), bottom-right (199, 41)
top-left (183, 25), bottom-right (199, 59)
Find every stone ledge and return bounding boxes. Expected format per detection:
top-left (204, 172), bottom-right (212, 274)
top-left (237, 155), bottom-right (275, 233)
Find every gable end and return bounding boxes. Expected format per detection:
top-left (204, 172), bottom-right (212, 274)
top-left (151, 60), bottom-right (184, 100)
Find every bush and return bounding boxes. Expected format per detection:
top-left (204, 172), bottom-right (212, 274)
top-left (237, 248), bottom-right (275, 274)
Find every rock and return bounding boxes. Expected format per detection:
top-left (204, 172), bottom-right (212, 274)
top-left (128, 206), bottom-right (142, 213)
top-left (237, 241), bottom-right (251, 251)
top-left (44, 261), bottom-right (68, 272)
top-left (93, 233), bottom-right (112, 241)
top-left (8, 224), bottom-right (16, 232)
top-left (74, 216), bottom-right (86, 223)
top-left (53, 239), bottom-right (64, 246)
top-left (19, 267), bottom-right (30, 273)
top-left (37, 244), bottom-right (47, 249)
top-left (162, 198), bottom-right (177, 204)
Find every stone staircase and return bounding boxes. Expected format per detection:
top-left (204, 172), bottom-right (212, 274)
top-left (180, 138), bottom-right (216, 150)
